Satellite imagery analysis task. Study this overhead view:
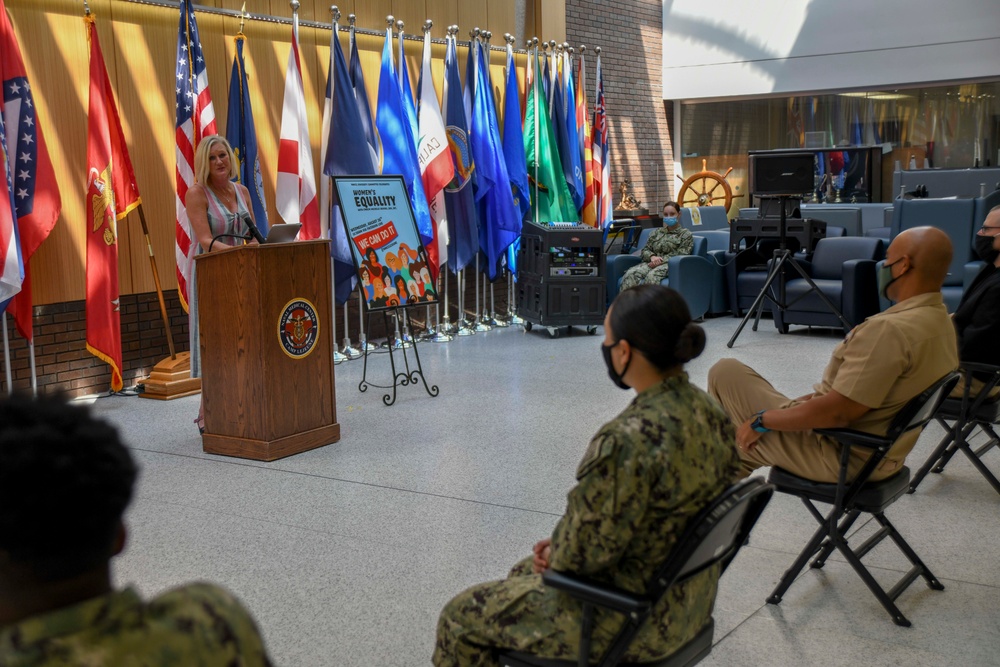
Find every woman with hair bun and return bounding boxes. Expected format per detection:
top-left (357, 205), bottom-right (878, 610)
top-left (434, 285), bottom-right (740, 666)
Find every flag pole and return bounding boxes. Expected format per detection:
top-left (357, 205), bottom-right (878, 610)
top-left (469, 30), bottom-right (489, 333)
top-left (457, 268), bottom-right (473, 336)
top-left (327, 6), bottom-right (347, 365)
top-left (483, 30), bottom-right (501, 328)
top-left (343, 300), bottom-right (360, 358)
top-left (533, 38), bottom-right (540, 226)
top-left (2, 313), bottom-right (11, 395)
top-left (136, 205), bottom-right (177, 359)
top-left (28, 339), bottom-right (36, 396)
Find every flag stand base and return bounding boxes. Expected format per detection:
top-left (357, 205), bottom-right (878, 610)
top-left (138, 351), bottom-right (202, 400)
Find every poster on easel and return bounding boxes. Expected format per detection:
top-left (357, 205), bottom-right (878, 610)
top-left (333, 176), bottom-right (438, 311)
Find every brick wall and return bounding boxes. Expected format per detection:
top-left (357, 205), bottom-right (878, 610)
top-left (1, 275), bottom-right (507, 398)
top-left (1, 293), bottom-right (190, 398)
top-left (566, 0), bottom-right (675, 210)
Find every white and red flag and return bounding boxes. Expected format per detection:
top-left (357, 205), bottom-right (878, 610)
top-left (276, 15), bottom-right (319, 239)
top-left (417, 27), bottom-right (453, 282)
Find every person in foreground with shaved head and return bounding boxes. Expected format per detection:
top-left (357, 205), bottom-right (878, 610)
top-left (709, 226), bottom-right (959, 482)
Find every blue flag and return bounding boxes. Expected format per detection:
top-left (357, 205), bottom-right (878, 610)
top-left (350, 25), bottom-right (380, 170)
top-left (398, 33), bottom-right (420, 146)
top-left (376, 27), bottom-right (434, 249)
top-left (443, 35), bottom-right (479, 273)
top-left (225, 35), bottom-right (268, 234)
top-left (502, 46), bottom-right (530, 225)
top-left (552, 58), bottom-right (583, 211)
top-left (471, 40), bottom-right (520, 280)
top-left (562, 54), bottom-right (585, 211)
top-left (324, 25), bottom-right (375, 304)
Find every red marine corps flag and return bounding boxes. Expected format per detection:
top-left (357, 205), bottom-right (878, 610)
top-left (85, 14), bottom-right (140, 392)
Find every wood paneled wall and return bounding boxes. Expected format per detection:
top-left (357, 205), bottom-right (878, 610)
top-left (8, 0), bottom-right (563, 306)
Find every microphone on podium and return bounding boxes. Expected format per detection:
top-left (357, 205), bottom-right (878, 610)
top-left (240, 212), bottom-right (267, 244)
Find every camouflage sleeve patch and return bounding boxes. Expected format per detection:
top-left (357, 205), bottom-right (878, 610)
top-left (576, 433), bottom-right (616, 480)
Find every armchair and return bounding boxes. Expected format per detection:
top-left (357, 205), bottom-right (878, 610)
top-left (606, 232), bottom-right (715, 320)
top-left (772, 236), bottom-right (884, 333)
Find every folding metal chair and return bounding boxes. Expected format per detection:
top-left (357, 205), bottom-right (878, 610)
top-left (909, 363), bottom-right (1000, 496)
top-left (497, 478), bottom-right (774, 667)
top-left (765, 371), bottom-right (961, 627)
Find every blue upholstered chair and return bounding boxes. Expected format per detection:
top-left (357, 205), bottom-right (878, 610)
top-left (606, 230), bottom-right (714, 319)
top-left (697, 230), bottom-right (732, 315)
top-left (772, 236), bottom-right (884, 333)
top-left (974, 188), bottom-right (1000, 227)
top-left (890, 198), bottom-right (979, 312)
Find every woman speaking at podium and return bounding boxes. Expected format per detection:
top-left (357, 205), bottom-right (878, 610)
top-left (185, 135), bottom-right (255, 435)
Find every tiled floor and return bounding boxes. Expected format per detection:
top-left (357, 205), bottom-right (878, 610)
top-left (88, 315), bottom-right (1000, 666)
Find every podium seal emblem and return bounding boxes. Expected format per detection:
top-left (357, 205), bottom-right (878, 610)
top-left (278, 298), bottom-right (320, 359)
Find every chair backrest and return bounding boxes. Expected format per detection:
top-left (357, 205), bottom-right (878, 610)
top-left (974, 188), bottom-right (1000, 227)
top-left (654, 478), bottom-right (774, 593)
top-left (632, 228), bottom-right (654, 256)
top-left (885, 371), bottom-right (962, 441)
top-left (801, 206), bottom-right (863, 236)
top-left (680, 206), bottom-right (730, 231)
top-left (810, 237), bottom-right (884, 280)
top-left (891, 198), bottom-right (976, 285)
top-left (594, 478), bottom-right (773, 667)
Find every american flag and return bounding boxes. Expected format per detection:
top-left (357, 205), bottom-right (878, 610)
top-left (174, 0), bottom-right (216, 311)
top-left (591, 52), bottom-right (611, 228)
top-left (1, 0), bottom-right (61, 341)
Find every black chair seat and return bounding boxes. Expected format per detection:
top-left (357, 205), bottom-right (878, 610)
top-left (934, 396), bottom-right (1000, 422)
top-left (501, 621), bottom-right (714, 667)
top-left (767, 466), bottom-right (911, 513)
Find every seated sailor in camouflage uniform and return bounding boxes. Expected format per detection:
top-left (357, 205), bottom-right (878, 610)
top-left (618, 202), bottom-right (695, 291)
top-left (0, 394), bottom-right (273, 667)
top-left (434, 285), bottom-right (740, 666)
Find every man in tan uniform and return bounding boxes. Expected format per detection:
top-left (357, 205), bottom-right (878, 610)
top-left (709, 226), bottom-right (959, 482)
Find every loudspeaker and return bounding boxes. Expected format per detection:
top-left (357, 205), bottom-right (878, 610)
top-left (752, 153), bottom-right (814, 195)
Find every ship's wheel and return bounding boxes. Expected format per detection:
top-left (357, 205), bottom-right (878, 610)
top-left (677, 159), bottom-right (741, 212)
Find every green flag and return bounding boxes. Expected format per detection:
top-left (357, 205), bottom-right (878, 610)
top-left (524, 51), bottom-right (577, 223)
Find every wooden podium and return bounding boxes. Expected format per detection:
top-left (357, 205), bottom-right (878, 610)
top-left (194, 240), bottom-right (340, 461)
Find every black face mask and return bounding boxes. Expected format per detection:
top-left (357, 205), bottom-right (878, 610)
top-left (974, 234), bottom-right (1000, 264)
top-left (601, 341), bottom-right (631, 390)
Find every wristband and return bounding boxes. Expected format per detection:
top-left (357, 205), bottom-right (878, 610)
top-left (751, 410), bottom-right (770, 433)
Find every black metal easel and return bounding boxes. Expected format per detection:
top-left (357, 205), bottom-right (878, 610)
top-left (727, 196), bottom-right (851, 348)
top-left (359, 305), bottom-right (439, 406)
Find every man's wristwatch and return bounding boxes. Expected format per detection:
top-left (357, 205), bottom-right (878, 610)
top-left (750, 410), bottom-right (770, 433)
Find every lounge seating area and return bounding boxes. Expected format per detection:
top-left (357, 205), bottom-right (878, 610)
top-left (663, 179), bottom-right (1000, 330)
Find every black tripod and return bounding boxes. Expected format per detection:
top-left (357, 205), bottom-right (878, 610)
top-left (727, 197), bottom-right (851, 348)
